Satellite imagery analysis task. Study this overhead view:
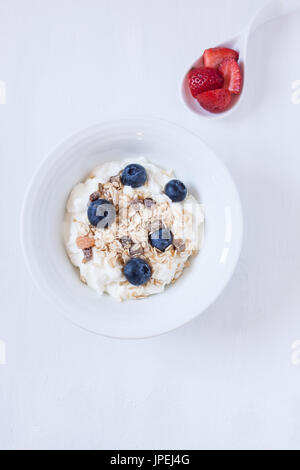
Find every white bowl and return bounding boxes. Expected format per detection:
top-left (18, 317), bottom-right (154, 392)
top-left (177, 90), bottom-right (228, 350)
top-left (21, 118), bottom-right (243, 339)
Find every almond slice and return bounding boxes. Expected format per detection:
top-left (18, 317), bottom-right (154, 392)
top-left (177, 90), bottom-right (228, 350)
top-left (144, 198), bottom-right (156, 209)
top-left (76, 235), bottom-right (95, 250)
top-left (82, 247), bottom-right (93, 263)
top-left (129, 243), bottom-right (144, 257)
top-left (89, 191), bottom-right (100, 202)
top-left (173, 239), bottom-right (186, 252)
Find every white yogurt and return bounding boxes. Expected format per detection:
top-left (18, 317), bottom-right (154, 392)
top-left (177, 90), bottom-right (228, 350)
top-left (64, 158), bottom-right (204, 301)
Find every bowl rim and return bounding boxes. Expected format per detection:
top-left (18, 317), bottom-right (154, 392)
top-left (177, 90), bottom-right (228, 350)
top-left (20, 116), bottom-right (243, 339)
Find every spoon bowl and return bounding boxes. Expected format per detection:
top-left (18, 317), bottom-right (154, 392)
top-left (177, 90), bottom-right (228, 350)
top-left (181, 31), bottom-right (247, 120)
top-left (181, 0), bottom-right (300, 120)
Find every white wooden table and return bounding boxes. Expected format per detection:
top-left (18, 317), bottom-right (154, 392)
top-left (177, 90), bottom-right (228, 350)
top-left (1, 0), bottom-right (300, 450)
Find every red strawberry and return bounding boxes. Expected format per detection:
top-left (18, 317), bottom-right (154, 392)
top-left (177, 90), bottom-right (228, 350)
top-left (218, 58), bottom-right (242, 95)
top-left (203, 47), bottom-right (239, 68)
top-left (188, 67), bottom-right (224, 98)
top-left (196, 89), bottom-right (231, 113)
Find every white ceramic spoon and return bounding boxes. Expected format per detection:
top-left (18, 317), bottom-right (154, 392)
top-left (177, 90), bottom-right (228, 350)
top-left (182, 0), bottom-right (300, 120)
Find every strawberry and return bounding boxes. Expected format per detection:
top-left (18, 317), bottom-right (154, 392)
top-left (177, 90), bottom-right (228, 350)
top-left (188, 67), bottom-right (224, 98)
top-left (203, 47), bottom-right (239, 68)
top-left (218, 58), bottom-right (242, 95)
top-left (196, 88), bottom-right (231, 113)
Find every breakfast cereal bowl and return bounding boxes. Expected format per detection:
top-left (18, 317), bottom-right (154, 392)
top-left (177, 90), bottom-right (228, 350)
top-left (21, 118), bottom-right (243, 339)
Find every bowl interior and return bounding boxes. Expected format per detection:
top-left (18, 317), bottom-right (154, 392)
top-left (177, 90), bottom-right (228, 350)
top-left (21, 119), bottom-right (243, 338)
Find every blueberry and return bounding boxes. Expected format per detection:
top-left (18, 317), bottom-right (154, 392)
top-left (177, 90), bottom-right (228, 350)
top-left (87, 199), bottom-right (115, 228)
top-left (149, 228), bottom-right (173, 252)
top-left (165, 179), bottom-right (187, 202)
top-left (121, 164), bottom-right (147, 188)
top-left (124, 258), bottom-right (152, 286)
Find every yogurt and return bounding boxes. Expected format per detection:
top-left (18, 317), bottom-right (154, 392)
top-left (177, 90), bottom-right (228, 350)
top-left (64, 158), bottom-right (204, 301)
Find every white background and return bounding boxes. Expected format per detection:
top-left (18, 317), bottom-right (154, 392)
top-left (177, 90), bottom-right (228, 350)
top-left (1, 0), bottom-right (300, 450)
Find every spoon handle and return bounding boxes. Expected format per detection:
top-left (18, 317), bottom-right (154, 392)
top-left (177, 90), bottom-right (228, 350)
top-left (249, 0), bottom-right (300, 34)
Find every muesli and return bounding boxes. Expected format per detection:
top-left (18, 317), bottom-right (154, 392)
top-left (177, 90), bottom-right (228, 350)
top-left (64, 158), bottom-right (204, 301)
